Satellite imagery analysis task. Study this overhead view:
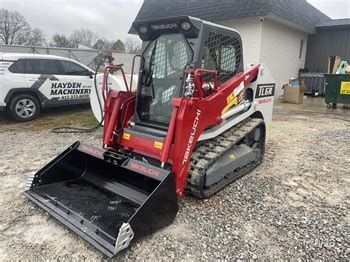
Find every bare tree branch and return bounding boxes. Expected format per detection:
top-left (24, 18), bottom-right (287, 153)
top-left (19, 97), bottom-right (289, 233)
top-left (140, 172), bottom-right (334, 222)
top-left (125, 37), bottom-right (141, 53)
top-left (27, 28), bottom-right (47, 46)
top-left (70, 28), bottom-right (98, 48)
top-left (0, 9), bottom-right (31, 45)
top-left (50, 34), bottom-right (73, 48)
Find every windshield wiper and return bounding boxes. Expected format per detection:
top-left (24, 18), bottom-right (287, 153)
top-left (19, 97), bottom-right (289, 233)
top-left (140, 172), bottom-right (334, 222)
top-left (144, 40), bottom-right (158, 98)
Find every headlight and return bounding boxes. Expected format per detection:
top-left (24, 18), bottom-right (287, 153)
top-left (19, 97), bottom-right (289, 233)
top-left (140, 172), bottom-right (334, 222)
top-left (180, 21), bottom-right (192, 31)
top-left (138, 26), bottom-right (148, 34)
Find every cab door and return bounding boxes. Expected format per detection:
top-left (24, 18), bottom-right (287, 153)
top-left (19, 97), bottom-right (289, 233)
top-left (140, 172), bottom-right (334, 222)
top-left (56, 60), bottom-right (93, 104)
top-left (24, 58), bottom-right (64, 106)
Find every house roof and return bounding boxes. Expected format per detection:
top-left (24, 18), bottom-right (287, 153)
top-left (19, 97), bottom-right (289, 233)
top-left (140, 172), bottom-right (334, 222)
top-left (317, 18), bottom-right (350, 29)
top-left (131, 0), bottom-right (329, 33)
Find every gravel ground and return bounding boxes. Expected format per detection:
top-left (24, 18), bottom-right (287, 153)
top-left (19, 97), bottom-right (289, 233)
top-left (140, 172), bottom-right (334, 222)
top-left (0, 99), bottom-right (349, 260)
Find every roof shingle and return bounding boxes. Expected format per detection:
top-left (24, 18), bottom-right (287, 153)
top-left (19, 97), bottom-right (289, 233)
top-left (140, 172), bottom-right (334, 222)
top-left (317, 18), bottom-right (350, 28)
top-left (132, 0), bottom-right (329, 32)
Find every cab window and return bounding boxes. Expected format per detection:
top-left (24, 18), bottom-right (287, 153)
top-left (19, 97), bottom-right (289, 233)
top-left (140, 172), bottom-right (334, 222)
top-left (59, 60), bottom-right (90, 76)
top-left (25, 59), bottom-right (61, 75)
top-left (8, 59), bottom-right (26, 74)
top-left (201, 32), bottom-right (242, 84)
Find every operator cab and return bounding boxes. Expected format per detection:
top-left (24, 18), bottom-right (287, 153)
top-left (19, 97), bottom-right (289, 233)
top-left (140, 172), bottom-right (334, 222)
top-left (131, 16), bottom-right (243, 131)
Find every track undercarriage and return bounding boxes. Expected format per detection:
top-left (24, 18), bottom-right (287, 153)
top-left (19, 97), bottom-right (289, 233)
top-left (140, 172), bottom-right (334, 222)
top-left (187, 118), bottom-right (265, 198)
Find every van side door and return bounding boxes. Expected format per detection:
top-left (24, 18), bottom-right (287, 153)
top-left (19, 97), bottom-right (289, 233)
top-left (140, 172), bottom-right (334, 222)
top-left (57, 60), bottom-right (93, 104)
top-left (24, 58), bottom-right (64, 106)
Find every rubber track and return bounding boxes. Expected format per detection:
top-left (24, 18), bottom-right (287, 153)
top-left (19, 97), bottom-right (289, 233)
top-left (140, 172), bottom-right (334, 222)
top-left (186, 118), bottom-right (264, 198)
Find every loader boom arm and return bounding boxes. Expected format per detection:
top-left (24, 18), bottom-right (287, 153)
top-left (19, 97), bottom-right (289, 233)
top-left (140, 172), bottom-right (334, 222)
top-left (104, 64), bottom-right (260, 196)
top-left (167, 64), bottom-right (260, 195)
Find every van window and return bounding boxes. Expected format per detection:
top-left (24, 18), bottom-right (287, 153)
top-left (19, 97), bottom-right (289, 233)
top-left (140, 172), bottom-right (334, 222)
top-left (8, 59), bottom-right (26, 74)
top-left (59, 60), bottom-right (90, 76)
top-left (25, 59), bottom-right (61, 75)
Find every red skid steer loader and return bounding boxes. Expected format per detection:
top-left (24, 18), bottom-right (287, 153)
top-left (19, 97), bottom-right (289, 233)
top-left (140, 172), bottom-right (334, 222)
top-left (24, 16), bottom-right (275, 257)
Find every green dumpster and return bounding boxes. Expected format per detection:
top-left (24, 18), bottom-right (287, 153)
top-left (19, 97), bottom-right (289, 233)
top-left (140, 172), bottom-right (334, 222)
top-left (324, 74), bottom-right (350, 108)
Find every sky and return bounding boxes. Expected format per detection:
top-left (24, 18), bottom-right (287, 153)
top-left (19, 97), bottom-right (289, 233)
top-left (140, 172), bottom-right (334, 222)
top-left (308, 0), bottom-right (350, 19)
top-left (0, 0), bottom-right (144, 42)
top-left (0, 0), bottom-right (349, 43)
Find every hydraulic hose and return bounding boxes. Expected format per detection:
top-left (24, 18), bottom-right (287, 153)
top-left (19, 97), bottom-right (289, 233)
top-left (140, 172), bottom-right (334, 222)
top-left (51, 59), bottom-right (105, 134)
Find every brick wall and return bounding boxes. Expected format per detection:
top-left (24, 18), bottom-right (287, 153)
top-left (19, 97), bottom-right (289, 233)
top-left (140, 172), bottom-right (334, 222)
top-left (260, 19), bottom-right (308, 96)
top-left (221, 18), bottom-right (263, 67)
top-left (221, 18), bottom-right (308, 97)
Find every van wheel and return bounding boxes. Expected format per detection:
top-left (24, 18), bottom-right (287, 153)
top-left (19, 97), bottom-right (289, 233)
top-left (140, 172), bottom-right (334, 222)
top-left (8, 94), bottom-right (40, 122)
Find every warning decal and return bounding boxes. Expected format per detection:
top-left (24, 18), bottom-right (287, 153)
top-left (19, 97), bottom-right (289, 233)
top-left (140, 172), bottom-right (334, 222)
top-left (122, 133), bottom-right (131, 140)
top-left (340, 82), bottom-right (350, 95)
top-left (154, 141), bottom-right (163, 150)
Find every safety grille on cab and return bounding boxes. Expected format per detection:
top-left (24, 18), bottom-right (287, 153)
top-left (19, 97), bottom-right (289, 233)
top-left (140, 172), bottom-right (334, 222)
top-left (202, 32), bottom-right (242, 85)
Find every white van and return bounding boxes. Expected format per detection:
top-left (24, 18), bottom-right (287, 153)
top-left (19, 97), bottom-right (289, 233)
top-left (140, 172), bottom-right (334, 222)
top-left (0, 53), bottom-right (95, 121)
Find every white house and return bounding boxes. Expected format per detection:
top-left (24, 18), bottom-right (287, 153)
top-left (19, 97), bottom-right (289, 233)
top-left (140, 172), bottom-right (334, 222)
top-left (131, 0), bottom-right (329, 96)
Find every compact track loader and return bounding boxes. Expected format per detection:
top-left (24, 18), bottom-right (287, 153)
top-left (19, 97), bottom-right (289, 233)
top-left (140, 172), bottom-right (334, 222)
top-left (25, 16), bottom-right (275, 257)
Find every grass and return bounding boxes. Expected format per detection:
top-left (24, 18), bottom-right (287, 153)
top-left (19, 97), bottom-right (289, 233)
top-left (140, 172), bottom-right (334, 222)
top-left (0, 104), bottom-right (99, 133)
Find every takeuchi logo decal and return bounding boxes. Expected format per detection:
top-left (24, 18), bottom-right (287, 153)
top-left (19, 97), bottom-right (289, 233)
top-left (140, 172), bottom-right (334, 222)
top-left (182, 109), bottom-right (201, 165)
top-left (150, 23), bottom-right (178, 30)
top-left (79, 145), bottom-right (104, 157)
top-left (128, 162), bottom-right (161, 177)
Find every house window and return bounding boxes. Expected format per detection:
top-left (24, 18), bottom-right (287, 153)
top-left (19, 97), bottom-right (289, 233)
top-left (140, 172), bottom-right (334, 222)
top-left (299, 39), bottom-right (304, 59)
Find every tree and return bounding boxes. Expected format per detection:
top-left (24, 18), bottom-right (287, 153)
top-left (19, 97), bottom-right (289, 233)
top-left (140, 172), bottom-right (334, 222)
top-left (93, 39), bottom-right (126, 52)
top-left (50, 34), bottom-right (72, 48)
top-left (27, 28), bottom-right (46, 46)
top-left (111, 39), bottom-right (125, 52)
top-left (0, 8), bottom-right (31, 45)
top-left (13, 28), bottom-right (31, 45)
top-left (93, 38), bottom-right (113, 50)
top-left (93, 39), bottom-right (105, 50)
top-left (70, 28), bottom-right (98, 48)
top-left (125, 37), bottom-right (141, 53)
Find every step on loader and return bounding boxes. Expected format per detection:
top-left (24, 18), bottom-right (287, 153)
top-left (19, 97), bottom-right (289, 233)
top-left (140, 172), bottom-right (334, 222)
top-left (24, 16), bottom-right (275, 257)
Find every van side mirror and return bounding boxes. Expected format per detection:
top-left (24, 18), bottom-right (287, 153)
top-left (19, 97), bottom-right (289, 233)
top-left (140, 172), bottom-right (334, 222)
top-left (88, 71), bottom-right (94, 78)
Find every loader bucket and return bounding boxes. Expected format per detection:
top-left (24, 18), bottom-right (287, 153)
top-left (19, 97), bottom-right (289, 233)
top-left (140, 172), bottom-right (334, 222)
top-left (24, 142), bottom-right (178, 257)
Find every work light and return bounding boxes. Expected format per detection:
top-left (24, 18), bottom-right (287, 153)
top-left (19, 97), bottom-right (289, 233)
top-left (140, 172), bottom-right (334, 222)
top-left (180, 21), bottom-right (192, 31)
top-left (139, 26), bottom-right (148, 34)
